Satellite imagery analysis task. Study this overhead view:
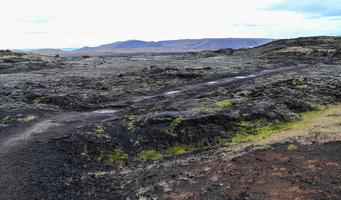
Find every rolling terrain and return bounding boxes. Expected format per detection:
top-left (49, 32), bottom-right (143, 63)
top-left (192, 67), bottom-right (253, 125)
top-left (28, 38), bottom-right (274, 57)
top-left (0, 36), bottom-right (340, 199)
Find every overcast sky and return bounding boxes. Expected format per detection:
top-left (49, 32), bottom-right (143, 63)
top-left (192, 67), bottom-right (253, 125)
top-left (0, 0), bottom-right (340, 49)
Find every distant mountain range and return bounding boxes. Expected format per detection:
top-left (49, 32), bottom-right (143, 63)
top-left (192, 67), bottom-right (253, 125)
top-left (76, 38), bottom-right (274, 52)
top-left (16, 48), bottom-right (78, 52)
top-left (26, 38), bottom-right (275, 56)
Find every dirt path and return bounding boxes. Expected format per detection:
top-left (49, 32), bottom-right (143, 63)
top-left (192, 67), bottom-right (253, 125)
top-left (0, 109), bottom-right (120, 154)
top-left (0, 119), bottom-right (60, 154)
top-left (162, 65), bottom-right (305, 96)
top-left (0, 108), bottom-right (123, 200)
top-left (132, 65), bottom-right (306, 103)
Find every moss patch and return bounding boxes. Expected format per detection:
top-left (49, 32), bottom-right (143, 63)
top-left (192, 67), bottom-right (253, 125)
top-left (292, 76), bottom-right (307, 86)
top-left (124, 115), bottom-right (140, 130)
top-left (215, 100), bottom-right (233, 108)
top-left (94, 124), bottom-right (105, 136)
top-left (139, 150), bottom-right (163, 161)
top-left (231, 107), bottom-right (329, 145)
top-left (168, 145), bottom-right (189, 155)
top-left (231, 125), bottom-right (278, 144)
top-left (105, 150), bottom-right (129, 165)
top-left (195, 99), bottom-right (234, 111)
top-left (80, 149), bottom-right (90, 160)
top-left (138, 145), bottom-right (193, 162)
top-left (169, 117), bottom-right (183, 134)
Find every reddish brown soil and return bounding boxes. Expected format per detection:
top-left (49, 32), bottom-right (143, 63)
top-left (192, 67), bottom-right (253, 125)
top-left (129, 142), bottom-right (341, 200)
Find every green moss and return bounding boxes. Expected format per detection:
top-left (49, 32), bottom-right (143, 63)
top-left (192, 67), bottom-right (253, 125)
top-left (292, 76), bottom-right (307, 86)
top-left (195, 99), bottom-right (234, 111)
top-left (236, 119), bottom-right (267, 134)
top-left (231, 125), bottom-right (276, 144)
top-left (195, 144), bottom-right (214, 151)
top-left (169, 117), bottom-right (183, 133)
top-left (105, 150), bottom-right (129, 165)
top-left (168, 145), bottom-right (189, 155)
top-left (218, 138), bottom-right (229, 146)
top-left (80, 149), bottom-right (90, 160)
top-left (238, 90), bottom-right (250, 97)
top-left (139, 150), bottom-right (163, 161)
top-left (300, 108), bottom-right (325, 119)
top-left (215, 100), bottom-right (233, 108)
top-left (95, 124), bottom-right (105, 136)
top-left (217, 87), bottom-right (229, 95)
top-left (138, 145), bottom-right (194, 162)
top-left (231, 108), bottom-right (328, 145)
top-left (124, 115), bottom-right (139, 130)
top-left (136, 144), bottom-right (218, 162)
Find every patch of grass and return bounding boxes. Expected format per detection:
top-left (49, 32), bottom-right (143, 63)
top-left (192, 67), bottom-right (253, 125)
top-left (139, 150), bottom-right (163, 161)
top-left (105, 150), bottom-right (129, 165)
top-left (168, 145), bottom-right (189, 155)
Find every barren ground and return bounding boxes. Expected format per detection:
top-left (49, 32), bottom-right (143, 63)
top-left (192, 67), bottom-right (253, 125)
top-left (0, 36), bottom-right (340, 199)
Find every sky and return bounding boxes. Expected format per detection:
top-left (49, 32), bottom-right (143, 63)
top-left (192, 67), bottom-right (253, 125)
top-left (0, 0), bottom-right (340, 49)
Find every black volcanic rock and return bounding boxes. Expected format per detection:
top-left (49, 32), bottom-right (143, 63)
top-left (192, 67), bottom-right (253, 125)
top-left (1, 36), bottom-right (341, 199)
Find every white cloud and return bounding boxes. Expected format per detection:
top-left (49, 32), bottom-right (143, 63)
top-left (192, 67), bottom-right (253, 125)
top-left (0, 0), bottom-right (339, 49)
